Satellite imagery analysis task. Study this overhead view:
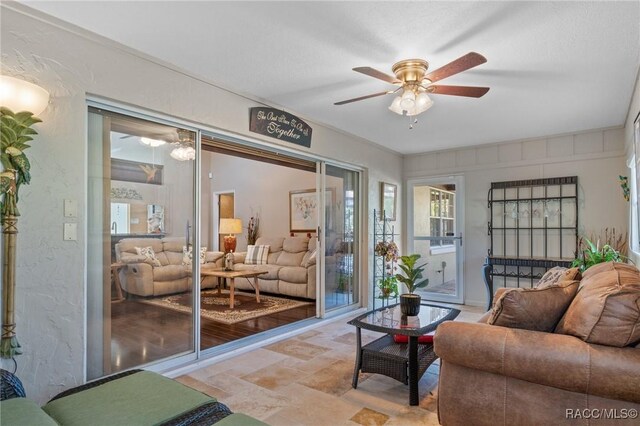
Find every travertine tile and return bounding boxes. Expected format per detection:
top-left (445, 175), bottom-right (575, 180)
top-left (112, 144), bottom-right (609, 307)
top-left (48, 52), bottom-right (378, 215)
top-left (267, 383), bottom-right (363, 425)
top-left (294, 329), bottom-right (323, 340)
top-left (241, 364), bottom-right (308, 390)
top-left (350, 407), bottom-right (390, 426)
top-left (265, 339), bottom-right (331, 360)
top-left (175, 375), bottom-right (231, 400)
top-left (223, 383), bottom-right (292, 420)
top-left (179, 305), bottom-right (483, 425)
top-left (298, 359), bottom-right (365, 396)
top-left (188, 348), bottom-right (288, 379)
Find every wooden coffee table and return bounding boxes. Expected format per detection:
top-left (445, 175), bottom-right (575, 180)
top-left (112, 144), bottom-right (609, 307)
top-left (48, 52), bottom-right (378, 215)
top-left (200, 268), bottom-right (268, 308)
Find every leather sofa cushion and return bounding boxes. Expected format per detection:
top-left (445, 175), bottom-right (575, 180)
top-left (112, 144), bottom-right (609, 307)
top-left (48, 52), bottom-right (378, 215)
top-left (488, 279), bottom-right (579, 332)
top-left (276, 251), bottom-right (305, 267)
top-left (283, 237), bottom-right (309, 253)
top-left (537, 267), bottom-right (581, 289)
top-left (279, 266), bottom-right (307, 283)
top-left (555, 261), bottom-right (640, 347)
top-left (153, 265), bottom-right (189, 281)
top-left (233, 263), bottom-right (282, 280)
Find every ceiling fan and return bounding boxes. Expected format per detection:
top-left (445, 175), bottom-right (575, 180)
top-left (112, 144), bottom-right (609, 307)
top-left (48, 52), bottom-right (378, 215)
top-left (335, 52), bottom-right (489, 124)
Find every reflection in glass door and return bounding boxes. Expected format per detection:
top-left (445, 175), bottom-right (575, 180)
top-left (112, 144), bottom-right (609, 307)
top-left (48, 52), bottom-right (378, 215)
top-left (408, 177), bottom-right (464, 304)
top-left (324, 164), bottom-right (360, 311)
top-left (87, 106), bottom-right (196, 380)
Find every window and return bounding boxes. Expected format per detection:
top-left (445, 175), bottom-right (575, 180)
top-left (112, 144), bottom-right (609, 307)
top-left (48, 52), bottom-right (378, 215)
top-left (429, 188), bottom-right (455, 248)
top-left (635, 114), bottom-right (640, 250)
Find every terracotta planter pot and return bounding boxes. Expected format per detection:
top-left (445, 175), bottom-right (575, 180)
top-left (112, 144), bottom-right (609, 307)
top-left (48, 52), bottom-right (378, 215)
top-left (400, 293), bottom-right (421, 316)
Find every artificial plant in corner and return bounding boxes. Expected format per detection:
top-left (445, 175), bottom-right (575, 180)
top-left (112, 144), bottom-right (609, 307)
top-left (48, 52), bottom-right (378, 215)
top-left (0, 107), bottom-right (42, 358)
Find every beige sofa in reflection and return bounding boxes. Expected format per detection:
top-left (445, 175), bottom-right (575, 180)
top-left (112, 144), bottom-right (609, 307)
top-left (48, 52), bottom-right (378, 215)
top-left (215, 236), bottom-right (319, 300)
top-left (115, 237), bottom-right (223, 297)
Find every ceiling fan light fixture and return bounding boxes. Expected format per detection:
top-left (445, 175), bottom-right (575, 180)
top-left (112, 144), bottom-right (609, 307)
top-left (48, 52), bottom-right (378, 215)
top-left (388, 96), bottom-right (403, 115)
top-left (140, 137), bottom-right (166, 147)
top-left (415, 92), bottom-right (434, 111)
top-left (170, 145), bottom-right (195, 161)
top-left (399, 89), bottom-right (416, 111)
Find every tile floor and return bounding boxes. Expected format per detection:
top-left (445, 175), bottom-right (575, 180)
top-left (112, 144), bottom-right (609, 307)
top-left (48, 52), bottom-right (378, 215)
top-left (176, 305), bottom-right (484, 426)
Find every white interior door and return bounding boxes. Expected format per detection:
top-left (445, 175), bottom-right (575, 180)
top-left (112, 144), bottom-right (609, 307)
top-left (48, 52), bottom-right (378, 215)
top-left (407, 176), bottom-right (465, 304)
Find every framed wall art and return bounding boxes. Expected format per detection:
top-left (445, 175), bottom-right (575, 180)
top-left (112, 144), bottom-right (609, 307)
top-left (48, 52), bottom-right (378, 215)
top-left (289, 188), bottom-right (334, 232)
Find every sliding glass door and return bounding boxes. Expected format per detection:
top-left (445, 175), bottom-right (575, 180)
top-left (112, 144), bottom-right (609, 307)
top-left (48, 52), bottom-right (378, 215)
top-left (323, 164), bottom-right (360, 312)
top-left (87, 106), bottom-right (197, 380)
top-left (87, 103), bottom-right (363, 379)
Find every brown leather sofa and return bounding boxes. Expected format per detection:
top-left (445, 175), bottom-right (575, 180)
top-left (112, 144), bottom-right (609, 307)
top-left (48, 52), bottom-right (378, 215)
top-left (434, 263), bottom-right (640, 426)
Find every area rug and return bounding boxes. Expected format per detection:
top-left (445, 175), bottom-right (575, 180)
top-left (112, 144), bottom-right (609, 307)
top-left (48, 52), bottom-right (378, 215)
top-left (143, 290), bottom-right (313, 325)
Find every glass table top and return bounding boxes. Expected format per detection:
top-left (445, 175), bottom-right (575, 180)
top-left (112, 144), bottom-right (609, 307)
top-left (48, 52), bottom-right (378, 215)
top-left (349, 303), bottom-right (460, 336)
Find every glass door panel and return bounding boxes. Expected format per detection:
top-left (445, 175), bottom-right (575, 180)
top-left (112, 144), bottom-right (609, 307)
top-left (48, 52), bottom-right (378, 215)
top-left (87, 107), bottom-right (196, 380)
top-left (324, 164), bottom-right (360, 311)
top-left (409, 177), bottom-right (464, 304)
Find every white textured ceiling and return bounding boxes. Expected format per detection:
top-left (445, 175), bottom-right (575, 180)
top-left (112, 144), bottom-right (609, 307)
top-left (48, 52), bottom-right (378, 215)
top-left (22, 1), bottom-right (640, 154)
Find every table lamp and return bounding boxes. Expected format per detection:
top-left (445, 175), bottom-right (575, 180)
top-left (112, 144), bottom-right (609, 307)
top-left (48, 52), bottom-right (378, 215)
top-left (219, 218), bottom-right (242, 253)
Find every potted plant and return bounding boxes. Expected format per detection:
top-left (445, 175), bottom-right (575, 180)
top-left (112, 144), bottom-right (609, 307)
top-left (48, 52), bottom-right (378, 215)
top-left (395, 254), bottom-right (429, 315)
top-left (377, 276), bottom-right (399, 300)
top-left (571, 236), bottom-right (626, 272)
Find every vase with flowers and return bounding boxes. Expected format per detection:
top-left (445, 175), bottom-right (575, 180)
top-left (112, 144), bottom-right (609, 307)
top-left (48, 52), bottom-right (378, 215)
top-left (247, 214), bottom-right (260, 245)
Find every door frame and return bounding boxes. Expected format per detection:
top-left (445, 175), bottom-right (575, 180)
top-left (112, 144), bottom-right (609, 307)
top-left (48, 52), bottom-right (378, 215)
top-left (406, 175), bottom-right (465, 304)
top-left (212, 190), bottom-right (236, 251)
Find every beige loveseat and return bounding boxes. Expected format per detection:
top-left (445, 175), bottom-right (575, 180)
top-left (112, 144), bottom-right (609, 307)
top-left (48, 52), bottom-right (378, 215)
top-left (222, 236), bottom-right (317, 300)
top-left (115, 237), bottom-right (223, 297)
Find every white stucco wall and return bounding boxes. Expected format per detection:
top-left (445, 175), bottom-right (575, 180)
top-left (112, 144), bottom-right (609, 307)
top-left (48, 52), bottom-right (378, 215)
top-left (0, 5), bottom-right (403, 403)
top-left (404, 127), bottom-right (628, 306)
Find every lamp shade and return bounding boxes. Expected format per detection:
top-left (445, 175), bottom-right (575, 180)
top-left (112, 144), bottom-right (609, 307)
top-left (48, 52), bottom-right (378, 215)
top-left (219, 218), bottom-right (242, 234)
top-left (0, 75), bottom-right (50, 116)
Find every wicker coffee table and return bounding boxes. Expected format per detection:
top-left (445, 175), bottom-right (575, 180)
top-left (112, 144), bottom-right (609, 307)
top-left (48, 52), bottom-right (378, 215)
top-left (348, 303), bottom-right (460, 405)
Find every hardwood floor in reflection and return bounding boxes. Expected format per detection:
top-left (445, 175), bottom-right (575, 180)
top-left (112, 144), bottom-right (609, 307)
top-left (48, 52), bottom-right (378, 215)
top-left (110, 296), bottom-right (316, 373)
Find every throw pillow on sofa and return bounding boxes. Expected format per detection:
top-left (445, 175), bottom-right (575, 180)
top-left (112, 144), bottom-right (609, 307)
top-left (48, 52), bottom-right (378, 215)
top-left (245, 245), bottom-right (270, 265)
top-left (488, 277), bottom-right (580, 332)
top-left (536, 266), bottom-right (582, 289)
top-left (182, 246), bottom-right (206, 266)
top-left (555, 261), bottom-right (640, 347)
top-left (135, 246), bottom-right (162, 267)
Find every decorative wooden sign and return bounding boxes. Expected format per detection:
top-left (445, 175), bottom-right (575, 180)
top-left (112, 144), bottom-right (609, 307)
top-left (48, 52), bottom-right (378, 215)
top-left (249, 107), bottom-right (312, 148)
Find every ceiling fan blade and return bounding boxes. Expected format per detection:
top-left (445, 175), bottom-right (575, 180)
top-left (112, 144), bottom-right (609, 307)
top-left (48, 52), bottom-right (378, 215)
top-left (424, 52), bottom-right (487, 83)
top-left (429, 85), bottom-right (490, 98)
top-left (353, 67), bottom-right (401, 84)
top-left (334, 91), bottom-right (393, 105)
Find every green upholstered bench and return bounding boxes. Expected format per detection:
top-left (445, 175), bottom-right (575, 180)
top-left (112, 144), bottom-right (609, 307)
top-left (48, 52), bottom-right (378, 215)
top-left (0, 369), bottom-right (267, 426)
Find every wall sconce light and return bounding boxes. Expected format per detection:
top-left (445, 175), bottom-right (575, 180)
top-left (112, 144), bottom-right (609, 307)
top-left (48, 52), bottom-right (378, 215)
top-left (0, 75), bottom-right (50, 115)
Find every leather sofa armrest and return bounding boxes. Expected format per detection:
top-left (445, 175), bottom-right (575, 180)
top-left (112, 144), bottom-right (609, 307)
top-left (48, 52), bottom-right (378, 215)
top-left (434, 321), bottom-right (640, 404)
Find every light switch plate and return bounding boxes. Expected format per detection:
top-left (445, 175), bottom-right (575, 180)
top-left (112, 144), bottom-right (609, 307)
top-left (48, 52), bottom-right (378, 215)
top-left (64, 223), bottom-right (77, 241)
top-left (64, 199), bottom-right (78, 218)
